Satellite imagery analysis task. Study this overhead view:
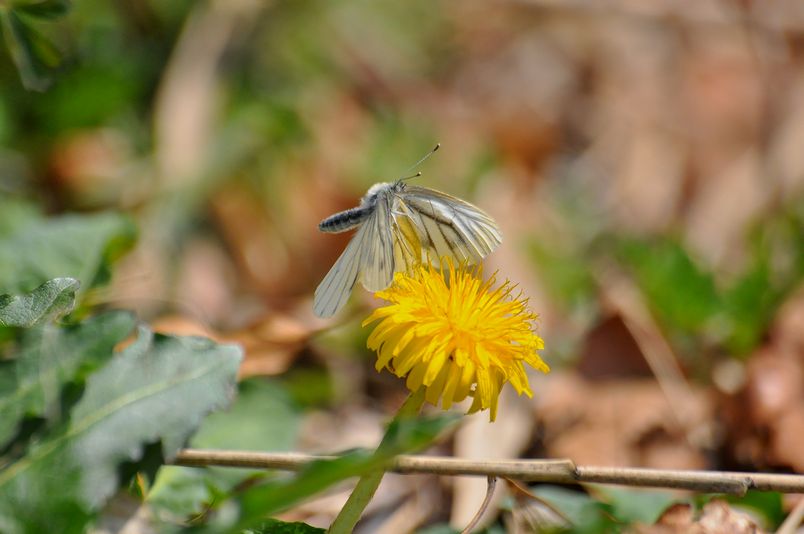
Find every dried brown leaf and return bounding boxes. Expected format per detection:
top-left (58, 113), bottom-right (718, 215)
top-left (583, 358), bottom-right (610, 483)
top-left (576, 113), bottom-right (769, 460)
top-left (537, 371), bottom-right (711, 468)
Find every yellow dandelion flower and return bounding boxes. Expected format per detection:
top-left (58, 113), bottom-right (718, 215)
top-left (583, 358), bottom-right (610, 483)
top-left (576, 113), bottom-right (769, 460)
top-left (362, 261), bottom-right (549, 421)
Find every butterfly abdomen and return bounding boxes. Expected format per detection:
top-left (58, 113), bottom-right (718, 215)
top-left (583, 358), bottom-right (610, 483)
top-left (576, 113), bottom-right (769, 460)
top-left (319, 206), bottom-right (374, 233)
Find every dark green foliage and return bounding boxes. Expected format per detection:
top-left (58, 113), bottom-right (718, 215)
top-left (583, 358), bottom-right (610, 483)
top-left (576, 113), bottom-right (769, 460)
top-left (0, 0), bottom-right (70, 90)
top-left (246, 519), bottom-right (326, 534)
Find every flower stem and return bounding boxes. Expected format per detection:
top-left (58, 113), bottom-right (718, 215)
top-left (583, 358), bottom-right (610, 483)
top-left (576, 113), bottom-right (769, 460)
top-left (328, 389), bottom-right (426, 534)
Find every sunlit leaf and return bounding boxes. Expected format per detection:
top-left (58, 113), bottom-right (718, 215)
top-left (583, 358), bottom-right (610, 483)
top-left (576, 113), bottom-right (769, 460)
top-left (0, 326), bottom-right (242, 533)
top-left (0, 277), bottom-right (79, 327)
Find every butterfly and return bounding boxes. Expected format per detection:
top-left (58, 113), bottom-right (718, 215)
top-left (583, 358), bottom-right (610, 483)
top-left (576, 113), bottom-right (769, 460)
top-left (314, 178), bottom-right (502, 317)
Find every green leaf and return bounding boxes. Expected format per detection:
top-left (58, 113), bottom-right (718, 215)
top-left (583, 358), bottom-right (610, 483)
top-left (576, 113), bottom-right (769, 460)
top-left (618, 238), bottom-right (720, 337)
top-left (192, 380), bottom-right (300, 452)
top-left (531, 486), bottom-right (617, 533)
top-left (720, 263), bottom-right (777, 356)
top-left (529, 238), bottom-right (596, 314)
top-left (246, 518), bottom-right (325, 534)
top-left (0, 277), bottom-right (79, 327)
top-left (0, 212), bottom-right (136, 295)
top-left (0, 197), bottom-right (42, 237)
top-left (719, 210), bottom-right (804, 356)
top-left (0, 326), bottom-right (242, 533)
top-left (148, 380), bottom-right (301, 518)
top-left (11, 0), bottom-right (71, 19)
top-left (590, 485), bottom-right (677, 525)
top-left (0, 8), bottom-right (61, 91)
top-left (0, 310), bottom-right (136, 448)
top-left (724, 491), bottom-right (784, 529)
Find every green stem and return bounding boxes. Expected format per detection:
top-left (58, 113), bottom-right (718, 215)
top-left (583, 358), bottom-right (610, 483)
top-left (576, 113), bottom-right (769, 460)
top-left (328, 389), bottom-right (426, 534)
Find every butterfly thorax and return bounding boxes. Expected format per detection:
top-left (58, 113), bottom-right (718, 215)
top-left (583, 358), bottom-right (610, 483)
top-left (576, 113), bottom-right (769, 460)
top-left (361, 181), bottom-right (404, 208)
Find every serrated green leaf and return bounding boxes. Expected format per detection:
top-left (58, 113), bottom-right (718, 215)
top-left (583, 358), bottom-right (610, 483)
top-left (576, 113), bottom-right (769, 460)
top-left (246, 518), bottom-right (325, 534)
top-left (11, 0), bottom-right (71, 19)
top-left (0, 326), bottom-right (242, 533)
top-left (0, 212), bottom-right (136, 296)
top-left (0, 8), bottom-right (60, 91)
top-left (0, 277), bottom-right (79, 327)
top-left (0, 310), bottom-right (135, 448)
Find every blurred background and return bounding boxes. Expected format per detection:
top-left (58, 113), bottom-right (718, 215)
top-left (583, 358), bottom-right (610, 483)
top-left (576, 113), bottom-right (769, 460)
top-left (2, 0), bottom-right (804, 531)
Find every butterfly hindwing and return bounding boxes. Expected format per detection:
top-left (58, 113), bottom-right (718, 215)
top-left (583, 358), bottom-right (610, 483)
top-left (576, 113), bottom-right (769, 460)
top-left (313, 221), bottom-right (366, 318)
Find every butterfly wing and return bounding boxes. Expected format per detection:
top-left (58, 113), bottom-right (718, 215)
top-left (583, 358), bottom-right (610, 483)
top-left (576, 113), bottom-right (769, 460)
top-left (396, 185), bottom-right (502, 267)
top-left (314, 190), bottom-right (395, 317)
top-left (313, 222), bottom-right (366, 318)
top-left (314, 184), bottom-right (500, 317)
top-left (358, 189), bottom-right (395, 292)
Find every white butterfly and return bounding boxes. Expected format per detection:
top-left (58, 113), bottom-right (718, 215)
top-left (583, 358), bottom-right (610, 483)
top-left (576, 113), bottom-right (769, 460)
top-left (314, 180), bottom-right (502, 317)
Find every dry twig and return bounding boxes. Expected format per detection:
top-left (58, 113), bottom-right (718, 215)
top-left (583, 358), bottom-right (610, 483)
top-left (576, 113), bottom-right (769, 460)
top-left (173, 449), bottom-right (804, 495)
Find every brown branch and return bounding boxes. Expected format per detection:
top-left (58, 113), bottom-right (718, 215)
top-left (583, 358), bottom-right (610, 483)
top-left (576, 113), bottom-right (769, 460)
top-left (173, 449), bottom-right (804, 495)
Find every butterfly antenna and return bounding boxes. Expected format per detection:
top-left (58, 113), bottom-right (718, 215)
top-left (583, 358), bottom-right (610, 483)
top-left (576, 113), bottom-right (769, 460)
top-left (399, 143), bottom-right (440, 181)
top-left (399, 171), bottom-right (422, 181)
